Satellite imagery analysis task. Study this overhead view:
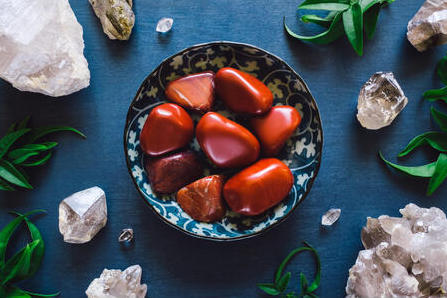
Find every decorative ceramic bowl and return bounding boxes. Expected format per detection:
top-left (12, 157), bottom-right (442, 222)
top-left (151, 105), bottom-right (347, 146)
top-left (124, 41), bottom-right (322, 241)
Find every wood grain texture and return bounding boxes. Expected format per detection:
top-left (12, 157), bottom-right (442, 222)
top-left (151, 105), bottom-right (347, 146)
top-left (0, 0), bottom-right (445, 297)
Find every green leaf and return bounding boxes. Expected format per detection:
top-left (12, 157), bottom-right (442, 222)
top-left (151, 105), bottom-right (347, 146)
top-left (423, 87), bottom-right (447, 103)
top-left (343, 2), bottom-right (364, 56)
top-left (398, 131), bottom-right (447, 157)
top-left (7, 142), bottom-right (58, 164)
top-left (427, 153), bottom-right (447, 195)
top-left (380, 151), bottom-right (437, 178)
top-left (0, 129), bottom-right (31, 159)
top-left (437, 54), bottom-right (447, 85)
top-left (5, 287), bottom-right (31, 298)
top-left (301, 12), bottom-right (337, 28)
top-left (0, 160), bottom-right (32, 189)
top-left (278, 272), bottom-right (291, 292)
top-left (0, 179), bottom-right (14, 191)
top-left (300, 273), bottom-right (309, 292)
top-left (360, 0), bottom-right (379, 11)
top-left (19, 289), bottom-right (60, 297)
top-left (21, 152), bottom-right (52, 167)
top-left (284, 13), bottom-right (345, 44)
top-left (302, 242), bottom-right (321, 292)
top-left (27, 126), bottom-right (86, 143)
top-left (257, 283), bottom-right (280, 295)
top-left (0, 160), bottom-right (31, 189)
top-left (431, 107), bottom-right (447, 132)
top-left (0, 240), bottom-right (40, 285)
top-left (299, 0), bottom-right (350, 11)
top-left (10, 212), bottom-right (44, 278)
top-left (363, 3), bottom-right (380, 39)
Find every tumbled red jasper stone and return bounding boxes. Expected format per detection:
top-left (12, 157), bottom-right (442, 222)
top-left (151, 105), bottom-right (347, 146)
top-left (223, 158), bottom-right (293, 216)
top-left (215, 67), bottom-right (273, 115)
top-left (145, 151), bottom-right (203, 194)
top-left (165, 71), bottom-right (215, 113)
top-left (250, 106), bottom-right (301, 156)
top-left (177, 175), bottom-right (226, 222)
top-left (196, 112), bottom-right (260, 168)
top-left (139, 103), bottom-right (193, 157)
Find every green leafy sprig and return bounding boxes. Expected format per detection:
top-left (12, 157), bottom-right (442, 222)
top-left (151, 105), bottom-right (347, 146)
top-left (380, 107), bottom-right (447, 195)
top-left (257, 242), bottom-right (321, 298)
top-left (423, 53), bottom-right (447, 103)
top-left (0, 117), bottom-right (85, 191)
top-left (0, 210), bottom-right (59, 297)
top-left (284, 0), bottom-right (395, 56)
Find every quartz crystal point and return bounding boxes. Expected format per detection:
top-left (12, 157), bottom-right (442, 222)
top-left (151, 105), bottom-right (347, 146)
top-left (321, 208), bottom-right (341, 226)
top-left (86, 265), bottom-right (147, 298)
top-left (156, 18), bottom-right (174, 33)
top-left (89, 0), bottom-right (135, 40)
top-left (0, 0), bottom-right (90, 97)
top-left (59, 187), bottom-right (107, 244)
top-left (346, 203), bottom-right (447, 297)
top-left (407, 0), bottom-right (447, 52)
top-left (356, 72), bottom-right (408, 130)
top-left (118, 228), bottom-right (134, 243)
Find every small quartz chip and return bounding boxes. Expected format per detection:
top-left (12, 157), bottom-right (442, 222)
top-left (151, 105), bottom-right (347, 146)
top-left (407, 0), bottom-right (447, 52)
top-left (86, 265), bottom-right (147, 298)
top-left (59, 186), bottom-right (107, 244)
top-left (89, 0), bottom-right (135, 40)
top-left (156, 17), bottom-right (174, 33)
top-left (356, 72), bottom-right (408, 130)
top-left (118, 228), bottom-right (134, 243)
top-left (321, 208), bottom-right (341, 226)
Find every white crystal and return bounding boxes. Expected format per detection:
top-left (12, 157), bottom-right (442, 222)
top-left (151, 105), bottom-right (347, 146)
top-left (86, 265), bottom-right (147, 298)
top-left (59, 186), bottom-right (107, 244)
top-left (407, 0), bottom-right (447, 52)
top-left (346, 203), bottom-right (447, 297)
top-left (356, 72), bottom-right (408, 130)
top-left (0, 0), bottom-right (90, 97)
top-left (156, 18), bottom-right (174, 33)
top-left (321, 208), bottom-right (341, 226)
top-left (89, 0), bottom-right (135, 40)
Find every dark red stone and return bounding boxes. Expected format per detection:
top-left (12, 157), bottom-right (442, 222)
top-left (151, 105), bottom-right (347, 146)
top-left (145, 151), bottom-right (203, 194)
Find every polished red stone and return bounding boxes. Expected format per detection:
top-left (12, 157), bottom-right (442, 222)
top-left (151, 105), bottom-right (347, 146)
top-left (139, 103), bottom-right (194, 156)
top-left (250, 106), bottom-right (301, 156)
top-left (196, 112), bottom-right (260, 168)
top-left (223, 158), bottom-right (293, 216)
top-left (177, 175), bottom-right (226, 222)
top-left (165, 71), bottom-right (215, 113)
top-left (215, 67), bottom-right (273, 115)
top-left (145, 151), bottom-right (203, 194)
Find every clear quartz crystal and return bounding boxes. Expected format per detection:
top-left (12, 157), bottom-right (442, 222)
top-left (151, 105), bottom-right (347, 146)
top-left (346, 203), bottom-right (447, 297)
top-left (156, 18), bottom-right (173, 33)
top-left (58, 186), bottom-right (107, 244)
top-left (321, 208), bottom-right (341, 226)
top-left (0, 0), bottom-right (90, 97)
top-left (356, 72), bottom-right (408, 130)
top-left (118, 228), bottom-right (134, 243)
top-left (407, 0), bottom-right (447, 52)
top-left (86, 265), bottom-right (147, 298)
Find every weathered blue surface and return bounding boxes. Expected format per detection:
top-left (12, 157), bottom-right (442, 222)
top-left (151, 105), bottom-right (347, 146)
top-left (0, 0), bottom-right (445, 297)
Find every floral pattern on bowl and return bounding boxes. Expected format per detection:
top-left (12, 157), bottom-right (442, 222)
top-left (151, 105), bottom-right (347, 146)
top-left (124, 41), bottom-right (323, 241)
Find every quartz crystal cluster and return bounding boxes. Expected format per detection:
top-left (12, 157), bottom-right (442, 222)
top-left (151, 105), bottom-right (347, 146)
top-left (86, 265), bottom-right (147, 298)
top-left (407, 0), bottom-right (447, 52)
top-left (0, 0), bottom-right (90, 97)
top-left (356, 72), bottom-right (408, 130)
top-left (89, 0), bottom-right (135, 40)
top-left (59, 186), bottom-right (107, 244)
top-left (346, 203), bottom-right (447, 297)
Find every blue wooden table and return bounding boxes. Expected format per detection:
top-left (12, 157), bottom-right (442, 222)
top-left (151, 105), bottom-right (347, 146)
top-left (0, 0), bottom-right (446, 297)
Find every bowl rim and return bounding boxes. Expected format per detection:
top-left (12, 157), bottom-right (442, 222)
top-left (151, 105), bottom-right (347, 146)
top-left (123, 40), bottom-right (323, 241)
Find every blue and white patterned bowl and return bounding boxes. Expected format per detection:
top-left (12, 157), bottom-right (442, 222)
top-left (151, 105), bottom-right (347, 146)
top-left (124, 41), bottom-right (322, 241)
